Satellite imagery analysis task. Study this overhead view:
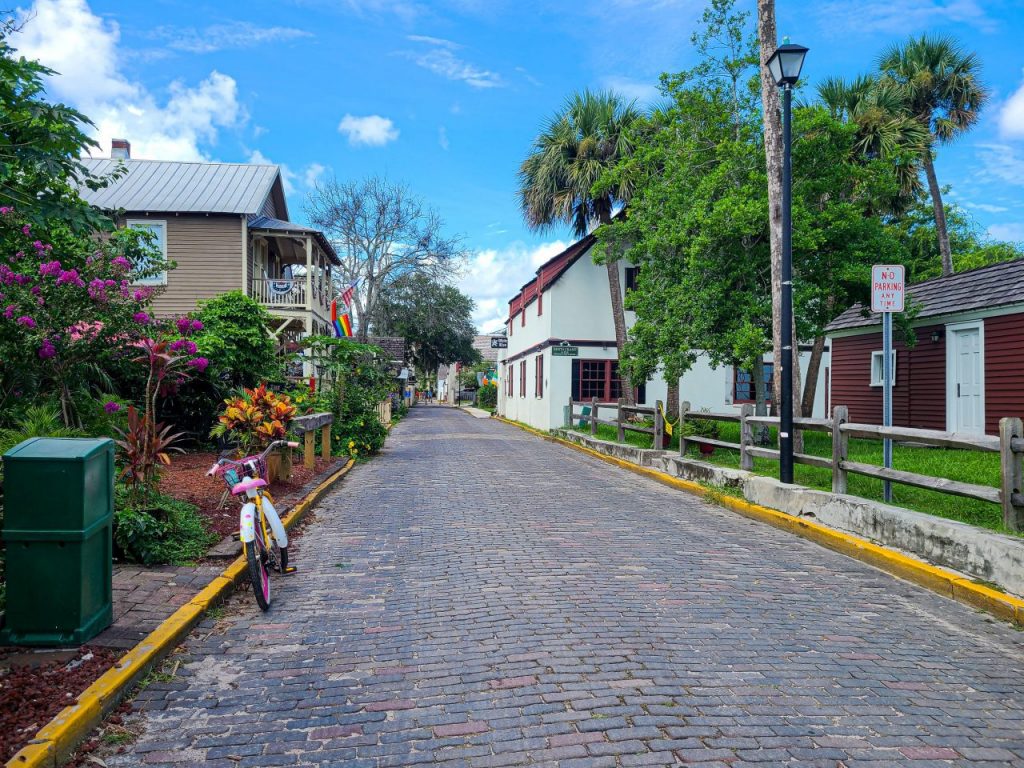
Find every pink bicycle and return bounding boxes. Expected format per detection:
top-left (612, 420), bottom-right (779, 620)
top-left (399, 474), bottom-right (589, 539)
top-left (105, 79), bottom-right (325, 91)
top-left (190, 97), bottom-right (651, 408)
top-left (207, 440), bottom-right (299, 611)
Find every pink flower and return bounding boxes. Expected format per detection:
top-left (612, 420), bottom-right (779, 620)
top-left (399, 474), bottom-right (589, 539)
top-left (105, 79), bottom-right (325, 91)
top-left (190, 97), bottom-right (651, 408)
top-left (31, 286), bottom-right (40, 295)
top-left (133, 287), bottom-right (153, 301)
top-left (4, 304), bottom-right (16, 319)
top-left (0, 206), bottom-right (11, 214)
top-left (37, 297), bottom-right (45, 306)
top-left (33, 240), bottom-right (44, 251)
top-left (56, 269), bottom-right (84, 287)
top-left (187, 356), bottom-right (209, 372)
top-left (111, 256), bottom-right (131, 271)
top-left (12, 251), bottom-right (23, 261)
top-left (104, 401), bottom-right (121, 414)
top-left (21, 225), bottom-right (30, 235)
top-left (133, 311), bottom-right (150, 324)
top-left (88, 278), bottom-right (108, 302)
top-left (191, 319), bottom-right (203, 332)
top-left (38, 339), bottom-right (56, 359)
top-left (176, 316), bottom-right (192, 335)
top-left (16, 315), bottom-right (36, 328)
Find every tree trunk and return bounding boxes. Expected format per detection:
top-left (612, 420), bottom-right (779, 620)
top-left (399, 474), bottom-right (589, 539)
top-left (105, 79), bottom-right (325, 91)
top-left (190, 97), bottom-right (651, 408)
top-left (801, 335), bottom-right (825, 418)
top-left (666, 379), bottom-right (679, 422)
top-left (756, 1), bottom-right (785, 419)
top-left (922, 150), bottom-right (954, 276)
top-left (600, 212), bottom-right (634, 406)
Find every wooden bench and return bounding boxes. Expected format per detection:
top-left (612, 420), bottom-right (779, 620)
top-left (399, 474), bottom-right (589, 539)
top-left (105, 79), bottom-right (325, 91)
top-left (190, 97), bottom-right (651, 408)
top-left (291, 412), bottom-right (334, 469)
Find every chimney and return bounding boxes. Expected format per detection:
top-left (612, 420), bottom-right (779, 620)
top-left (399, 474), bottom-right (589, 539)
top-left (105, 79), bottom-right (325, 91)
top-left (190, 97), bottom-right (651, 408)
top-left (111, 138), bottom-right (131, 160)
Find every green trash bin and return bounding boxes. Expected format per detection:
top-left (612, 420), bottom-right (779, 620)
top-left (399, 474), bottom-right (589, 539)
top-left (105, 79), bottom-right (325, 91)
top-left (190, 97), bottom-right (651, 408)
top-left (1, 437), bottom-right (115, 646)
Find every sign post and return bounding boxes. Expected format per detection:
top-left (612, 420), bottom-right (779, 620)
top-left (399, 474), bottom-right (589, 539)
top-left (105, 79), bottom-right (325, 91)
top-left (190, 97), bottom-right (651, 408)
top-left (871, 264), bottom-right (905, 503)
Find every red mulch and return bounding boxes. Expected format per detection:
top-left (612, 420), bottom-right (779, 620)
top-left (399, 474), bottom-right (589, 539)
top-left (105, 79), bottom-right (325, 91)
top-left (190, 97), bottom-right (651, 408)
top-left (0, 645), bottom-right (119, 763)
top-left (158, 452), bottom-right (344, 538)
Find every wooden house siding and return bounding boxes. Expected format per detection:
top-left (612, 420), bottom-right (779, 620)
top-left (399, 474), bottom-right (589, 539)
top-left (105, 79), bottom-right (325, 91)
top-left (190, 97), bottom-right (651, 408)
top-left (983, 312), bottom-right (1024, 434)
top-left (830, 324), bottom-right (946, 430)
top-left (147, 214), bottom-right (244, 317)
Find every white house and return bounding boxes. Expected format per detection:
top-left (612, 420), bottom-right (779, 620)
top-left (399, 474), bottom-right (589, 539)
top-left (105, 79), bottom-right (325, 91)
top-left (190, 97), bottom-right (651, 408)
top-left (496, 235), bottom-right (831, 431)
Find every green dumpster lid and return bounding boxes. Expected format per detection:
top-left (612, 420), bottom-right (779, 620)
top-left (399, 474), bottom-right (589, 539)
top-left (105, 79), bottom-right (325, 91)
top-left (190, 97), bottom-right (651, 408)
top-left (3, 437), bottom-right (114, 461)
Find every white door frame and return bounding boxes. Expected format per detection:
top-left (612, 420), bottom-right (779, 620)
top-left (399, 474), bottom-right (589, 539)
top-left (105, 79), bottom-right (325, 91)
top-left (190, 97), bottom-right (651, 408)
top-left (945, 320), bottom-right (985, 433)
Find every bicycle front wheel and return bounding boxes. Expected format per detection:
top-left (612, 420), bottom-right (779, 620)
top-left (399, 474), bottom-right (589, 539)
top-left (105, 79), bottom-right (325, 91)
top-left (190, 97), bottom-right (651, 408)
top-left (244, 539), bottom-right (271, 611)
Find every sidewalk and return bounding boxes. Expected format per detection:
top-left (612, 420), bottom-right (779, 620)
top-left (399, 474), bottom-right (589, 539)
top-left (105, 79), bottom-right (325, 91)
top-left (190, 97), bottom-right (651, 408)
top-left (459, 405), bottom-right (492, 419)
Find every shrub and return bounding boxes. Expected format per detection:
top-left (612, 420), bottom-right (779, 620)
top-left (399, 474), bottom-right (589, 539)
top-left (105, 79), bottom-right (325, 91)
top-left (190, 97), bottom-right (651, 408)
top-left (477, 382), bottom-right (498, 409)
top-left (192, 291), bottom-right (280, 389)
top-left (113, 486), bottom-right (217, 565)
top-left (211, 383), bottom-right (297, 456)
top-left (683, 408), bottom-right (721, 440)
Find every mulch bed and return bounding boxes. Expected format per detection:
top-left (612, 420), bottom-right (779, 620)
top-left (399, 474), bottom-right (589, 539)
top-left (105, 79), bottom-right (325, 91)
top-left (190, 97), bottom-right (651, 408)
top-left (0, 645), bottom-right (119, 763)
top-left (0, 452), bottom-right (345, 762)
top-left (159, 451), bottom-right (344, 538)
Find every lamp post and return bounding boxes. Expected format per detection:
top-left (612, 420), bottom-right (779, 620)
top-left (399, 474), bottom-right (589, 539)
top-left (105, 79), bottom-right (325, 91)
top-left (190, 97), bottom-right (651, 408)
top-left (765, 40), bottom-right (808, 485)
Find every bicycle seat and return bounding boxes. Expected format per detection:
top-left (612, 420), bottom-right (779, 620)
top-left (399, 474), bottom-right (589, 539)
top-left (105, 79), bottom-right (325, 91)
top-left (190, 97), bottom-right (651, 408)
top-left (232, 477), bottom-right (268, 495)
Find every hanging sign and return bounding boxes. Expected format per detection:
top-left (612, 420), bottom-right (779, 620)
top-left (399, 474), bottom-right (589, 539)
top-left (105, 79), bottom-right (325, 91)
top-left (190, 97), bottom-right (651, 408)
top-left (871, 265), bottom-right (905, 313)
top-left (551, 342), bottom-right (578, 357)
top-left (490, 337), bottom-right (508, 349)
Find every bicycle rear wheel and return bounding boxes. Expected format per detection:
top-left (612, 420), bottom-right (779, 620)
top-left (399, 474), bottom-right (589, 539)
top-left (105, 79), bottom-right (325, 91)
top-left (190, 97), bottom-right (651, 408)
top-left (244, 538), bottom-right (271, 611)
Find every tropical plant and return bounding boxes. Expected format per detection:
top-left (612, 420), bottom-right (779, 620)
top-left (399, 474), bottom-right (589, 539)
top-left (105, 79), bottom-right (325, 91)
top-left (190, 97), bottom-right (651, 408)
top-left (878, 34), bottom-right (990, 276)
top-left (111, 405), bottom-right (185, 505)
top-left (189, 291), bottom-right (279, 389)
top-left (211, 384), bottom-right (297, 456)
top-left (518, 88), bottom-right (642, 404)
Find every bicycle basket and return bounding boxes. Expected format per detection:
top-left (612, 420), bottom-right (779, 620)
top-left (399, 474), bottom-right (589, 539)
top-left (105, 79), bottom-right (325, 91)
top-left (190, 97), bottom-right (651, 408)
top-left (222, 467), bottom-right (240, 489)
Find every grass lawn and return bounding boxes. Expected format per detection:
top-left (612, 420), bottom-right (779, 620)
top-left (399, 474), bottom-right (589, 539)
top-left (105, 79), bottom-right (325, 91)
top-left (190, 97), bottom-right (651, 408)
top-left (570, 420), bottom-right (1010, 536)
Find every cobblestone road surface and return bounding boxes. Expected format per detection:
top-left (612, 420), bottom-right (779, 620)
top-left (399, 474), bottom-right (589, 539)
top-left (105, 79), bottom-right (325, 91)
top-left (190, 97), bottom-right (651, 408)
top-left (113, 407), bottom-right (1024, 767)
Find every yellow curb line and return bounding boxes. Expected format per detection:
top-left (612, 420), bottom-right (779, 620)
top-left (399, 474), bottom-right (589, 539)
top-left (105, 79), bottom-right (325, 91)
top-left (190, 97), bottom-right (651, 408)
top-left (494, 415), bottom-right (1024, 627)
top-left (7, 458), bottom-right (356, 768)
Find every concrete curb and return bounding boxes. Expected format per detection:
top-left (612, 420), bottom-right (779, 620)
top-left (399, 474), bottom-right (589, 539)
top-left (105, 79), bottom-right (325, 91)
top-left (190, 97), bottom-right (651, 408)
top-left (493, 416), bottom-right (1024, 627)
top-left (6, 459), bottom-right (356, 768)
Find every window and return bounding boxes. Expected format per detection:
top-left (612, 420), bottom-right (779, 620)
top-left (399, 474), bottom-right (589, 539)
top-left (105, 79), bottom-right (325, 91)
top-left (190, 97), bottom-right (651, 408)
top-left (538, 291), bottom-right (543, 316)
top-left (624, 266), bottom-right (639, 293)
top-left (572, 359), bottom-right (624, 402)
top-left (535, 355), bottom-right (543, 398)
top-left (126, 219), bottom-right (167, 285)
top-left (520, 361), bottom-right (527, 398)
top-left (521, 307), bottom-right (526, 327)
top-left (734, 362), bottom-right (774, 403)
top-left (506, 363), bottom-right (513, 397)
top-left (870, 350), bottom-right (897, 387)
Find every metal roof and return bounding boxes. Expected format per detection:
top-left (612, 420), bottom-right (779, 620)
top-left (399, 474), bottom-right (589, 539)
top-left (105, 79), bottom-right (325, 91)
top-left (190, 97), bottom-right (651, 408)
top-left (248, 215), bottom-right (341, 265)
top-left (826, 258), bottom-right (1024, 333)
top-left (79, 158), bottom-right (281, 215)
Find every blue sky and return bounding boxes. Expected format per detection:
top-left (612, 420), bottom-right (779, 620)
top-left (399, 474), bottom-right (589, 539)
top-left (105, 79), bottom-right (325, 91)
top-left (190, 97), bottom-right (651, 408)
top-left (11, 0), bottom-right (1024, 331)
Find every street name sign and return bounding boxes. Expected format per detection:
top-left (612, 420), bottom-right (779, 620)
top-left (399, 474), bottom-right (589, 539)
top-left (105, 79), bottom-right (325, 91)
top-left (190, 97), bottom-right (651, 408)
top-left (871, 264), bottom-right (905, 313)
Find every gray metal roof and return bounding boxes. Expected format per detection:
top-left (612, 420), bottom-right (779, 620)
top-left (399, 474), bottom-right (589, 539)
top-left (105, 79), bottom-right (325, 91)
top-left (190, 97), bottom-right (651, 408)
top-left (79, 158), bottom-right (280, 215)
top-left (826, 258), bottom-right (1024, 333)
top-left (248, 215), bottom-right (341, 265)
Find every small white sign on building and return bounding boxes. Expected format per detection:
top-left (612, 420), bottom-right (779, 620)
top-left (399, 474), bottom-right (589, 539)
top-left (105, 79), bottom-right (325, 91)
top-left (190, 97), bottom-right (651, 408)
top-left (871, 264), bottom-right (905, 313)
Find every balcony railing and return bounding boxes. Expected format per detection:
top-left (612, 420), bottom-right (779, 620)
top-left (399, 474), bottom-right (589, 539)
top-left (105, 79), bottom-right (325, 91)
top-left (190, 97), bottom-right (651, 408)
top-left (251, 278), bottom-right (306, 308)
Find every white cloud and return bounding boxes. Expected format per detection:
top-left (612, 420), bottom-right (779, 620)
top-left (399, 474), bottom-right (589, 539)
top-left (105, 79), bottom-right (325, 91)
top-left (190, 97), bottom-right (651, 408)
top-left (965, 202), bottom-right (1009, 214)
top-left (11, 0), bottom-right (244, 161)
top-left (338, 114), bottom-right (400, 147)
top-left (304, 163), bottom-right (326, 188)
top-left (152, 22), bottom-right (312, 54)
top-left (988, 223), bottom-right (1024, 243)
top-left (458, 240), bottom-right (568, 330)
top-left (438, 126), bottom-right (449, 150)
top-left (813, 0), bottom-right (996, 35)
top-left (1000, 72), bottom-right (1024, 139)
top-left (976, 144), bottom-right (1024, 187)
top-left (601, 75), bottom-right (660, 106)
top-left (248, 150), bottom-right (326, 198)
top-left (403, 37), bottom-right (502, 89)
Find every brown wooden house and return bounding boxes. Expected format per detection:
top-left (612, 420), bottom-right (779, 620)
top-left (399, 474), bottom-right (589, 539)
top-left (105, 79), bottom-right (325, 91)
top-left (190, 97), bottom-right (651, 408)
top-left (826, 259), bottom-right (1024, 435)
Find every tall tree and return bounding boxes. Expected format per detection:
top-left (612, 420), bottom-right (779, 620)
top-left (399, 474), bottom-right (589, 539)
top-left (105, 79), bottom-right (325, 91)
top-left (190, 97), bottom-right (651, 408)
top-left (370, 273), bottom-right (479, 377)
top-left (755, 0), bottom-right (801, 425)
top-left (305, 176), bottom-right (466, 342)
top-left (518, 89), bottom-right (641, 404)
top-left (878, 35), bottom-right (989, 276)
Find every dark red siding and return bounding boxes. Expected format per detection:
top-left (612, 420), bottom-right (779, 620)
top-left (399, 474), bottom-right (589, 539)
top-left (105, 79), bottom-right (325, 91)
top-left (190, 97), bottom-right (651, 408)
top-left (984, 313), bottom-right (1024, 434)
top-left (831, 313), bottom-right (1024, 435)
top-left (830, 324), bottom-right (946, 430)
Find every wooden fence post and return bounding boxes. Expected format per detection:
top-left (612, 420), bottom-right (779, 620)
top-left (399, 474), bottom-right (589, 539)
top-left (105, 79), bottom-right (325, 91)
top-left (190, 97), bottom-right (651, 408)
top-left (679, 400), bottom-right (690, 457)
top-left (831, 405), bottom-right (849, 494)
top-left (1000, 417), bottom-right (1024, 531)
top-left (654, 400), bottom-right (664, 449)
top-left (739, 404), bottom-right (754, 471)
top-left (321, 424), bottom-right (331, 460)
top-left (591, 396), bottom-right (598, 436)
top-left (617, 398), bottom-right (625, 442)
top-left (304, 428), bottom-right (315, 470)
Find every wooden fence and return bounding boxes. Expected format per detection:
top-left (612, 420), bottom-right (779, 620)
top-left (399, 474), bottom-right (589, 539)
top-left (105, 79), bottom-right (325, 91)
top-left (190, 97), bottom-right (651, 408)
top-left (376, 398), bottom-right (392, 426)
top-left (675, 401), bottom-right (1024, 531)
top-left (568, 397), bottom-right (666, 450)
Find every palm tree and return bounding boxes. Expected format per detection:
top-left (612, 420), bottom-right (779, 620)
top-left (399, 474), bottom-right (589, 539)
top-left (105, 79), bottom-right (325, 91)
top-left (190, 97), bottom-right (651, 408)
top-left (816, 74), bottom-right (929, 203)
top-left (518, 89), bottom-right (641, 403)
top-left (878, 35), bottom-right (989, 276)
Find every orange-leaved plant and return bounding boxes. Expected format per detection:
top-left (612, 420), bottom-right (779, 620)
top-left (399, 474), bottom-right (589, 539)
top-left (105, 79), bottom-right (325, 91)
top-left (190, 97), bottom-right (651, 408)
top-left (211, 383), bottom-right (297, 456)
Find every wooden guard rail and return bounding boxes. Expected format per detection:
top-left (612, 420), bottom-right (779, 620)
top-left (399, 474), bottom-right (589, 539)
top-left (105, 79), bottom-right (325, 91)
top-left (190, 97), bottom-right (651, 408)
top-left (291, 412), bottom-right (334, 470)
top-left (568, 397), bottom-right (666, 450)
top-left (673, 401), bottom-right (1024, 531)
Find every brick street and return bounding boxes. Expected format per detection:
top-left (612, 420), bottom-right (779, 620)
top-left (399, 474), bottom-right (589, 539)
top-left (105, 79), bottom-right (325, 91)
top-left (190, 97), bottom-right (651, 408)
top-left (113, 406), bottom-right (1024, 767)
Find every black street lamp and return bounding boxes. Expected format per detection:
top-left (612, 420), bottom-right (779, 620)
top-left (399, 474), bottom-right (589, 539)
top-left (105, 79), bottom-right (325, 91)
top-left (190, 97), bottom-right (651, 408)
top-left (766, 39), bottom-right (808, 485)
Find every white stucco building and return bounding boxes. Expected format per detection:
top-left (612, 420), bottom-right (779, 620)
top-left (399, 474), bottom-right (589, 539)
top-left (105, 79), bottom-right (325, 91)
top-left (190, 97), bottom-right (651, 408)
top-left (496, 235), bottom-right (830, 431)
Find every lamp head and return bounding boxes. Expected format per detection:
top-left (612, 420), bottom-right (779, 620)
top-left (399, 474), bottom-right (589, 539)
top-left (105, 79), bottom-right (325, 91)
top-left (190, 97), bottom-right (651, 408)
top-left (766, 41), bottom-right (809, 87)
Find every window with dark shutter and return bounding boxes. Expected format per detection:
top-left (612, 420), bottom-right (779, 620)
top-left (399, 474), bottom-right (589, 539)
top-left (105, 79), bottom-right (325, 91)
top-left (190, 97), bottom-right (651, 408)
top-left (520, 361), bottom-right (526, 398)
top-left (624, 266), bottom-right (639, 293)
top-left (535, 355), bottom-right (543, 398)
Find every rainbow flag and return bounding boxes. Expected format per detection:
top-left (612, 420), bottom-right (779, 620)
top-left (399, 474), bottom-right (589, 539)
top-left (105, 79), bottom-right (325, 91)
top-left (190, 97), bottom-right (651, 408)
top-left (333, 313), bottom-right (353, 338)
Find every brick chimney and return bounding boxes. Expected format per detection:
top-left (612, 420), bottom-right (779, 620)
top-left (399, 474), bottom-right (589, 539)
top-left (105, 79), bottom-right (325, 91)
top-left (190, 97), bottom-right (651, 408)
top-left (111, 138), bottom-right (131, 160)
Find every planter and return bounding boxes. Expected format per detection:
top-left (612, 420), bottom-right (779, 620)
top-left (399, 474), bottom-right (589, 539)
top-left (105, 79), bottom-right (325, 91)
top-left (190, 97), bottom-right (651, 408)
top-left (266, 451), bottom-right (292, 483)
top-left (699, 442), bottom-right (715, 456)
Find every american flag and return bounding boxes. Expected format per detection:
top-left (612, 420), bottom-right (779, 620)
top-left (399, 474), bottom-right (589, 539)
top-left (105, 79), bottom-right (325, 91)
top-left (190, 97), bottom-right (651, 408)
top-left (338, 280), bottom-right (358, 308)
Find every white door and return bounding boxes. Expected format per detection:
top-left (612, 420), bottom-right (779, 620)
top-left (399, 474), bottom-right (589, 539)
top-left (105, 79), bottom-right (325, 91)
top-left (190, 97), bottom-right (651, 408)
top-left (951, 326), bottom-right (983, 433)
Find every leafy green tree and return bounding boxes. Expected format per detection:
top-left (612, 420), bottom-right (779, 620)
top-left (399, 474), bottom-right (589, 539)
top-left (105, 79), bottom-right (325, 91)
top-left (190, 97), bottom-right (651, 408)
top-left (878, 35), bottom-right (989, 276)
top-left (518, 89), bottom-right (641, 403)
top-left (370, 273), bottom-right (479, 377)
top-left (192, 291), bottom-right (280, 388)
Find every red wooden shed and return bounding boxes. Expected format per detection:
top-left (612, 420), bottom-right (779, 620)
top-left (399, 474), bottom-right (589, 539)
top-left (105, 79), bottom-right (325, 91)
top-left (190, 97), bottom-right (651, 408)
top-left (825, 258), bottom-right (1024, 436)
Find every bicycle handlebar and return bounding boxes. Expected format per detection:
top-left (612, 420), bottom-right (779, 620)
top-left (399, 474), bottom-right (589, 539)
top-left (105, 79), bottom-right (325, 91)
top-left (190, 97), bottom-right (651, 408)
top-left (206, 440), bottom-right (298, 476)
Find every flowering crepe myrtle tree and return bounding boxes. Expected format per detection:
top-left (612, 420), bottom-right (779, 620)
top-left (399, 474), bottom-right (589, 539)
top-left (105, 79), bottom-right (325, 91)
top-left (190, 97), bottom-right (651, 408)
top-left (0, 207), bottom-right (172, 426)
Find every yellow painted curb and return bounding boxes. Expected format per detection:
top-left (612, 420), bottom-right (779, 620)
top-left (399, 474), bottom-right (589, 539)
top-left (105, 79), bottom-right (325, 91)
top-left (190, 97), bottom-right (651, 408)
top-left (6, 458), bottom-right (356, 768)
top-left (494, 416), bottom-right (1024, 627)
